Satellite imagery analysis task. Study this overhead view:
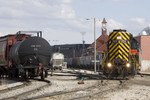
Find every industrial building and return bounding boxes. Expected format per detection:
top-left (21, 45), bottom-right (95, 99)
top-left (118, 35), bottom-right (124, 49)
top-left (135, 35), bottom-right (150, 72)
top-left (52, 44), bottom-right (90, 58)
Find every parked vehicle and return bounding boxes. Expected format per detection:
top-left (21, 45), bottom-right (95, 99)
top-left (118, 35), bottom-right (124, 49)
top-left (51, 53), bottom-right (66, 70)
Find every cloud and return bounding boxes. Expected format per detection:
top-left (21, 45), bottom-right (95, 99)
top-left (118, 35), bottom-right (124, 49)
top-left (42, 27), bottom-right (93, 45)
top-left (130, 18), bottom-right (146, 25)
top-left (124, 18), bottom-right (150, 36)
top-left (130, 18), bottom-right (150, 27)
top-left (0, 0), bottom-right (91, 44)
top-left (107, 19), bottom-right (125, 31)
top-left (0, 0), bottom-right (77, 29)
top-left (0, 0), bottom-right (75, 20)
top-left (112, 0), bottom-right (133, 1)
top-left (89, 0), bottom-right (134, 2)
top-left (0, 0), bottom-right (146, 44)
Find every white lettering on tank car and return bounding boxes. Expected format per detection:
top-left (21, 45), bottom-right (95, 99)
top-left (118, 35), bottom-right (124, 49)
top-left (31, 45), bottom-right (41, 51)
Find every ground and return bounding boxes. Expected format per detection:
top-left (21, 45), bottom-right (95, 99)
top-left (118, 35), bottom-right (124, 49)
top-left (0, 69), bottom-right (150, 100)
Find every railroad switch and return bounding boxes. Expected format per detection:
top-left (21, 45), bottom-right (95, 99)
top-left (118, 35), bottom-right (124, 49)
top-left (78, 77), bottom-right (85, 84)
top-left (140, 73), bottom-right (143, 77)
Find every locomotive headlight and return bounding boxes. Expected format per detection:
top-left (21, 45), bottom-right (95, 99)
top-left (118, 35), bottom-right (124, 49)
top-left (117, 36), bottom-right (122, 40)
top-left (107, 62), bottom-right (112, 68)
top-left (126, 63), bottom-right (130, 68)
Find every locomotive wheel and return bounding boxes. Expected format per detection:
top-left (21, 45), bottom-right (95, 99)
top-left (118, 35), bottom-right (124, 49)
top-left (41, 69), bottom-right (45, 80)
top-left (103, 67), bottom-right (108, 77)
top-left (25, 69), bottom-right (29, 79)
top-left (121, 68), bottom-right (127, 79)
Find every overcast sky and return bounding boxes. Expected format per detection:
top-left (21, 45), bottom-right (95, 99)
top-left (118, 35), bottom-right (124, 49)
top-left (0, 0), bottom-right (149, 45)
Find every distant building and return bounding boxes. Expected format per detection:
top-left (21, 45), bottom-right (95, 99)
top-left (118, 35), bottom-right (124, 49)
top-left (52, 44), bottom-right (90, 58)
top-left (87, 18), bottom-right (109, 55)
top-left (134, 35), bottom-right (150, 72)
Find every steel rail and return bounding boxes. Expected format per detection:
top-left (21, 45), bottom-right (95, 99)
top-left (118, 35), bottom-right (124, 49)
top-left (2, 79), bottom-right (51, 100)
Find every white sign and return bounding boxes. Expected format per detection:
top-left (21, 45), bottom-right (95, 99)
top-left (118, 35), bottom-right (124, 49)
top-left (91, 60), bottom-right (99, 62)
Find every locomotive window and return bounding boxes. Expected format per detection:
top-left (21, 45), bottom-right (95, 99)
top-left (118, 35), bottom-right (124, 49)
top-left (131, 39), bottom-right (139, 49)
top-left (111, 40), bottom-right (127, 43)
top-left (120, 40), bottom-right (127, 43)
top-left (112, 40), bottom-right (117, 43)
top-left (131, 42), bottom-right (137, 49)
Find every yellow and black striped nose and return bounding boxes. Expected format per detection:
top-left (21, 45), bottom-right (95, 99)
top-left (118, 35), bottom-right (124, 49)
top-left (108, 30), bottom-right (130, 62)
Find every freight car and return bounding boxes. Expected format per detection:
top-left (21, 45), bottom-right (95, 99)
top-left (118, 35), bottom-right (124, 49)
top-left (50, 52), bottom-right (65, 70)
top-left (102, 29), bottom-right (140, 78)
top-left (65, 55), bottom-right (103, 70)
top-left (0, 31), bottom-right (51, 80)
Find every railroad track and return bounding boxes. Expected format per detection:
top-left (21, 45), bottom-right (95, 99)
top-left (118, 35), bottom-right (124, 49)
top-left (27, 79), bottom-right (127, 100)
top-left (26, 80), bottom-right (103, 100)
top-left (138, 72), bottom-right (150, 77)
top-left (67, 80), bottom-right (127, 100)
top-left (0, 79), bottom-right (51, 100)
top-left (0, 79), bottom-right (31, 94)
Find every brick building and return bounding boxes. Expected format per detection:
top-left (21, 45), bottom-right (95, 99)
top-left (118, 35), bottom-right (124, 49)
top-left (135, 35), bottom-right (150, 72)
top-left (87, 18), bottom-right (109, 55)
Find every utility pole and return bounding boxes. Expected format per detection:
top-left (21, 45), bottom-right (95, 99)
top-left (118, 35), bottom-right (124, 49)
top-left (94, 18), bottom-right (96, 73)
top-left (86, 18), bottom-right (97, 73)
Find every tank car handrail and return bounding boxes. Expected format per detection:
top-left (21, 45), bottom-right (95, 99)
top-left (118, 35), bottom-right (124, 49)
top-left (16, 31), bottom-right (42, 40)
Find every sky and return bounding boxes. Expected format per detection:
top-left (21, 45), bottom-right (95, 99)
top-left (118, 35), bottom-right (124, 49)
top-left (0, 0), bottom-right (150, 45)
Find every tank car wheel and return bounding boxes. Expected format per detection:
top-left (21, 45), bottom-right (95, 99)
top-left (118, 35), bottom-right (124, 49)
top-left (14, 69), bottom-right (19, 78)
top-left (25, 69), bottom-right (29, 79)
top-left (8, 72), bottom-right (13, 79)
top-left (45, 70), bottom-right (48, 78)
top-left (41, 69), bottom-right (45, 80)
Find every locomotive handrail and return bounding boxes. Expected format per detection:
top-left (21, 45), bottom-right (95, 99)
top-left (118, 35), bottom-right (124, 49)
top-left (102, 52), bottom-right (108, 70)
top-left (131, 55), bottom-right (137, 70)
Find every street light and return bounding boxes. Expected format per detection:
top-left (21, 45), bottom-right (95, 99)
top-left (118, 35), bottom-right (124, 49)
top-left (87, 18), bottom-right (97, 73)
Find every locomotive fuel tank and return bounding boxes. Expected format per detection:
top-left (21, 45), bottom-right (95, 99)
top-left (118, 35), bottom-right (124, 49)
top-left (9, 36), bottom-right (52, 67)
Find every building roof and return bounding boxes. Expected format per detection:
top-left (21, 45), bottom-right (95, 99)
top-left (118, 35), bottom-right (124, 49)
top-left (88, 32), bottom-right (108, 52)
top-left (88, 18), bottom-right (109, 53)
